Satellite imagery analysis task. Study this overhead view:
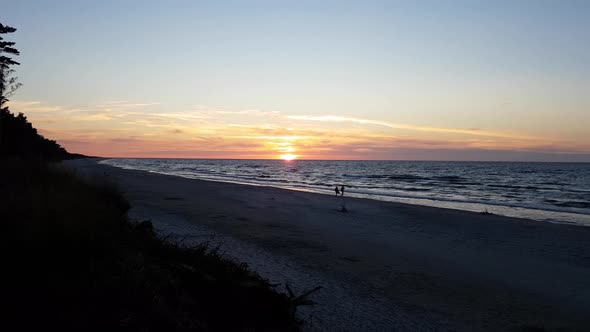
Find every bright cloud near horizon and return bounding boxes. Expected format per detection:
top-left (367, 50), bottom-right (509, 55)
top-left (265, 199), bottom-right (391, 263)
top-left (3, 1), bottom-right (590, 161)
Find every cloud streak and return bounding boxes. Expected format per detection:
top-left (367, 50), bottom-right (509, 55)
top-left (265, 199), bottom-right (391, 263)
top-left (287, 115), bottom-right (537, 140)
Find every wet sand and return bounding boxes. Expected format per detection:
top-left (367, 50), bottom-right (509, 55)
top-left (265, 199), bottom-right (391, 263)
top-left (65, 159), bottom-right (590, 331)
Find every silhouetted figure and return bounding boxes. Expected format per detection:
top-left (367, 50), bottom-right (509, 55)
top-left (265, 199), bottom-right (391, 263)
top-left (334, 186), bottom-right (340, 196)
top-left (340, 186), bottom-right (345, 196)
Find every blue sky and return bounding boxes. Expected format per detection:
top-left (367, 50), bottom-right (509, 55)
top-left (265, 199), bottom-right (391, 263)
top-left (2, 1), bottom-right (589, 160)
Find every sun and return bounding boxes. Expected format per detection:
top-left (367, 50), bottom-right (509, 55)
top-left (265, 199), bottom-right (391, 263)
top-left (279, 154), bottom-right (297, 161)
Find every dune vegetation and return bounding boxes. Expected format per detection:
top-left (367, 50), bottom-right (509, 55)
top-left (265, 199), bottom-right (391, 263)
top-left (1, 160), bottom-right (299, 331)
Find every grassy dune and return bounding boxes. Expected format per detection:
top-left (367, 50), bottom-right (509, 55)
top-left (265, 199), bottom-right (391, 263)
top-left (0, 159), bottom-right (299, 331)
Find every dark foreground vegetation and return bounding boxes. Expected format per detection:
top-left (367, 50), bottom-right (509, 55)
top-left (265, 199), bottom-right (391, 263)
top-left (0, 108), bottom-right (77, 160)
top-left (0, 160), bottom-right (299, 331)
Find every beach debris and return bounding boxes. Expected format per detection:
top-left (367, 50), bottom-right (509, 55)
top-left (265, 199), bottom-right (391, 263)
top-left (283, 283), bottom-right (323, 320)
top-left (285, 283), bottom-right (322, 308)
top-left (480, 208), bottom-right (493, 215)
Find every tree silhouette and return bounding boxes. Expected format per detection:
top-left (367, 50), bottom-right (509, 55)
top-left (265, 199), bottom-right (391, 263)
top-left (0, 22), bottom-right (74, 160)
top-left (0, 23), bottom-right (21, 107)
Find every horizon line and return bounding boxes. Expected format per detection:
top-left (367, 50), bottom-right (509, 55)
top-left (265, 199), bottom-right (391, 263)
top-left (88, 156), bottom-right (590, 164)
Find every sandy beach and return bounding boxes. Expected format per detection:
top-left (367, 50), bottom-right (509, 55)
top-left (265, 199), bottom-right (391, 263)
top-left (65, 159), bottom-right (590, 331)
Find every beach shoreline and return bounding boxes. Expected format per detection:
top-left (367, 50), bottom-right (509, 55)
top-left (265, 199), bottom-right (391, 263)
top-left (97, 158), bottom-right (590, 226)
top-left (66, 158), bottom-right (590, 331)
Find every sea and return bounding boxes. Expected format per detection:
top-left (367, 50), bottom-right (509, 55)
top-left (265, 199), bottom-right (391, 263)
top-left (99, 159), bottom-right (590, 226)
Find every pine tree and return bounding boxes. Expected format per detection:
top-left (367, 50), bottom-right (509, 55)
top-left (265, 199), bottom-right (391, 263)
top-left (0, 22), bottom-right (21, 108)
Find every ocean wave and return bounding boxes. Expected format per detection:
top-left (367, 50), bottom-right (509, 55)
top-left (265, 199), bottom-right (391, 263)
top-left (487, 184), bottom-right (543, 190)
top-left (433, 175), bottom-right (468, 182)
top-left (367, 174), bottom-right (427, 181)
top-left (346, 188), bottom-right (590, 217)
top-left (552, 201), bottom-right (590, 209)
top-left (404, 187), bottom-right (431, 192)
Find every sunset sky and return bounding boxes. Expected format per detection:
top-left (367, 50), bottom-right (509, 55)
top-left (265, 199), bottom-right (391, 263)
top-left (3, 1), bottom-right (589, 161)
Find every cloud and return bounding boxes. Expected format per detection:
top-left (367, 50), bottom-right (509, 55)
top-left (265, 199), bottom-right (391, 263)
top-left (287, 115), bottom-right (536, 140)
top-left (97, 101), bottom-right (161, 108)
top-left (153, 112), bottom-right (212, 121)
top-left (7, 100), bottom-right (78, 114)
top-left (213, 109), bottom-right (281, 117)
top-left (110, 137), bottom-right (143, 143)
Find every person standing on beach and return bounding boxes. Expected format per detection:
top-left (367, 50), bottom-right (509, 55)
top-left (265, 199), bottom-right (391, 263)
top-left (340, 186), bottom-right (345, 196)
top-left (335, 186), bottom-right (340, 196)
